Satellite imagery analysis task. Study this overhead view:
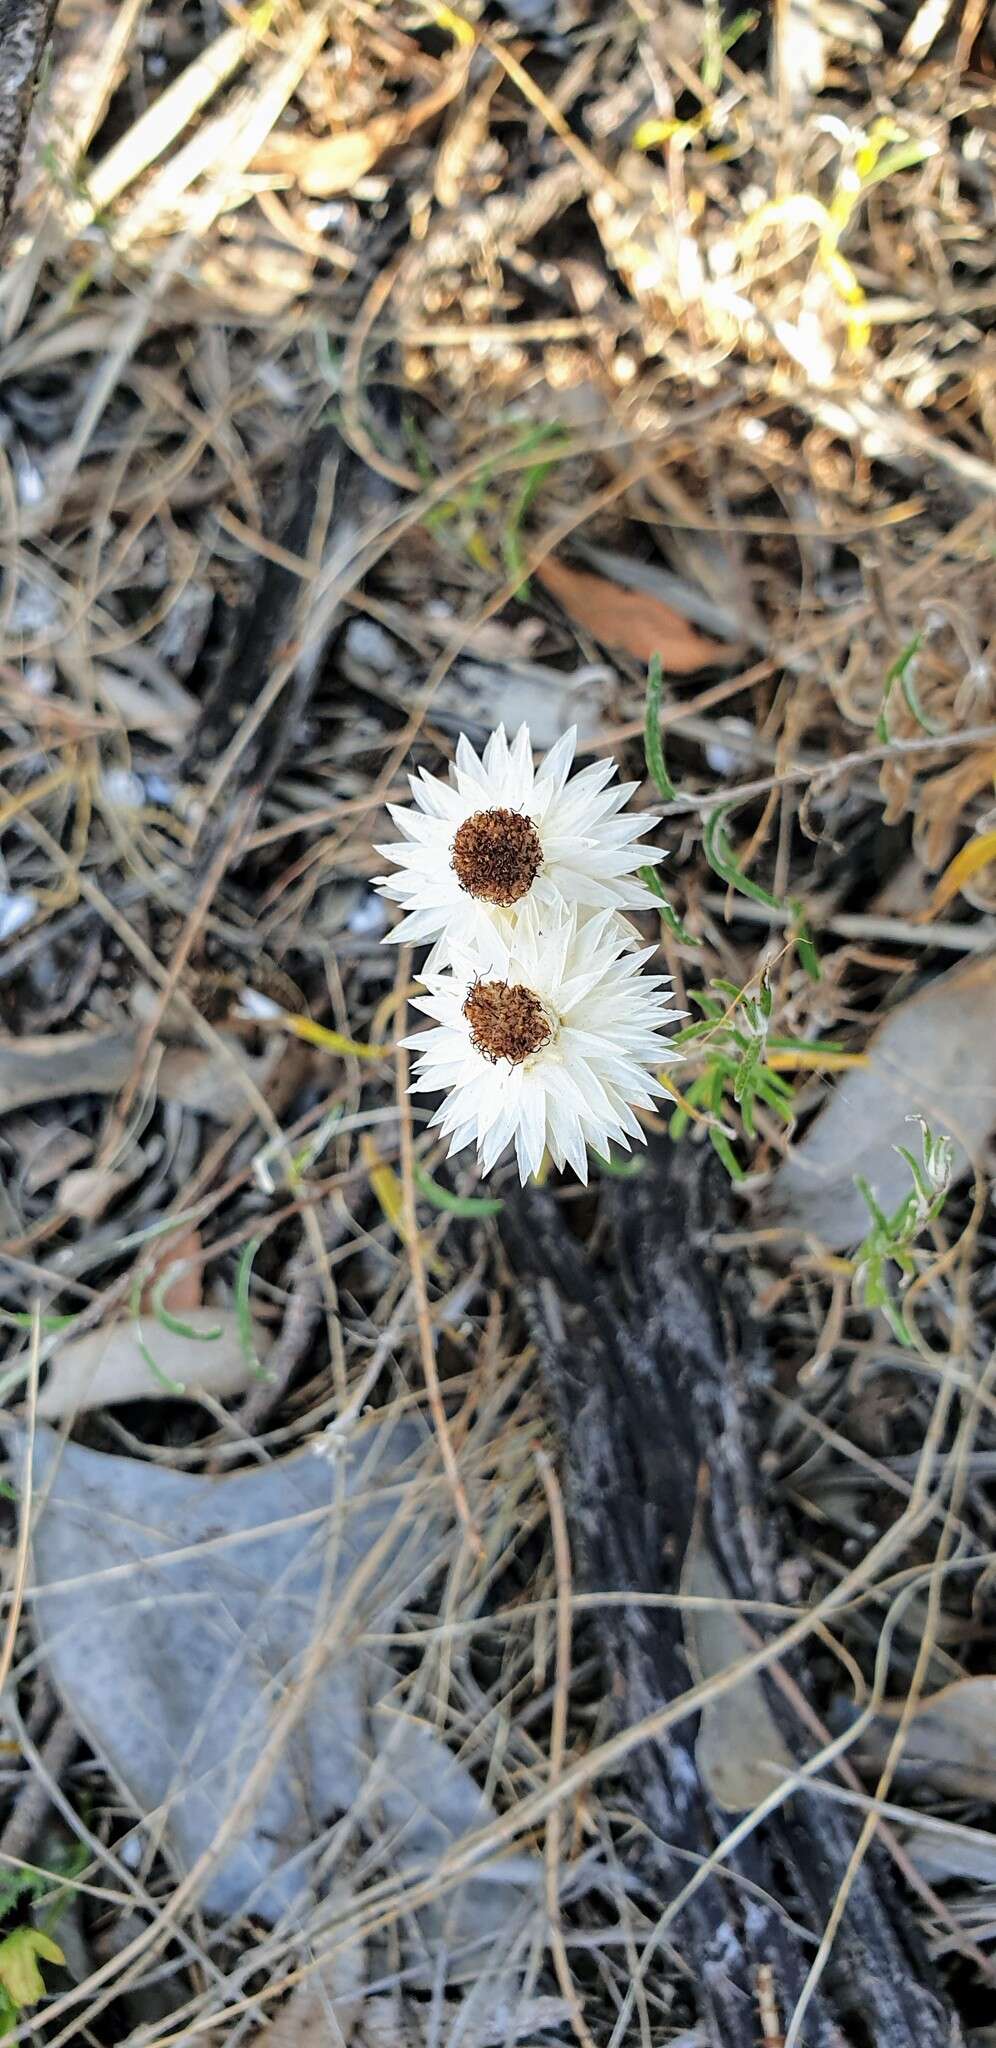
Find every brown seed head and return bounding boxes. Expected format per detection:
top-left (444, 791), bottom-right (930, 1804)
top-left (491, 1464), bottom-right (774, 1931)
top-left (463, 979), bottom-right (552, 1065)
top-left (451, 808), bottom-right (543, 906)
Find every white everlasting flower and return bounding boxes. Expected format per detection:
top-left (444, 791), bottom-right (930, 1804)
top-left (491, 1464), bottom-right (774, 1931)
top-left (403, 902), bottom-right (680, 1185)
top-left (376, 723), bottom-right (663, 965)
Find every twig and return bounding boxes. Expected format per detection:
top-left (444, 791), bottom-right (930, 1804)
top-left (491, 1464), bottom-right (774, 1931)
top-left (394, 948), bottom-right (482, 1556)
top-left (534, 1445), bottom-right (595, 2048)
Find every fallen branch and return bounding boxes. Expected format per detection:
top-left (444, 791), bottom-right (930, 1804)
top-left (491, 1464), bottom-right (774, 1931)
top-left (503, 1146), bottom-right (962, 2048)
top-left (0, 0), bottom-right (57, 242)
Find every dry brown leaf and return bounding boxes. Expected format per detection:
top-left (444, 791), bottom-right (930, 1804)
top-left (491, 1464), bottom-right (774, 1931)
top-left (259, 123), bottom-right (384, 198)
top-left (535, 556), bottom-right (729, 671)
top-left (145, 1227), bottom-right (203, 1316)
top-left (58, 1164), bottom-right (135, 1223)
top-left (255, 60), bottom-right (470, 199)
top-left (36, 1310), bottom-right (269, 1420)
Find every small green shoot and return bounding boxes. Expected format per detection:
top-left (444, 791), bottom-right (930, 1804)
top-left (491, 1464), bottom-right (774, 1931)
top-left (502, 424), bottom-right (569, 596)
top-left (413, 1162), bottom-right (504, 1217)
top-left (129, 1270), bottom-right (186, 1395)
top-left (0, 1311), bottom-right (78, 1334)
top-left (670, 975), bottom-right (842, 1178)
top-left (644, 655), bottom-right (677, 801)
top-left (0, 1847), bottom-right (86, 2039)
top-left (703, 804), bottom-right (820, 978)
top-left (852, 1119), bottom-right (954, 1347)
top-left (640, 863), bottom-right (700, 946)
top-left (703, 804), bottom-right (780, 911)
top-left (875, 632), bottom-right (937, 741)
top-left (235, 1238), bottom-right (273, 1382)
top-left (149, 1272), bottom-right (221, 1344)
top-left (591, 1146), bottom-right (645, 1179)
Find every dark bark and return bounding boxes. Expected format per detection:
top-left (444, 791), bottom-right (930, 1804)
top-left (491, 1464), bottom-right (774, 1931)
top-left (182, 422), bottom-right (398, 800)
top-left (502, 1146), bottom-right (962, 2048)
top-left (0, 0), bottom-right (57, 243)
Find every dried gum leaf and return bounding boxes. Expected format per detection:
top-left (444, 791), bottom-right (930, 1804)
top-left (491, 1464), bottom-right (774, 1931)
top-left (536, 557), bottom-right (729, 671)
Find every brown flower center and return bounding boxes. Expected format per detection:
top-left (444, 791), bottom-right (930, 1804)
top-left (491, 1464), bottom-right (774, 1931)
top-left (463, 979), bottom-right (553, 1066)
top-left (451, 808), bottom-right (543, 907)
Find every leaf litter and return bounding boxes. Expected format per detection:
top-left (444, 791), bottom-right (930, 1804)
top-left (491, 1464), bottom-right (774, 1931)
top-left (0, 0), bottom-right (995, 2041)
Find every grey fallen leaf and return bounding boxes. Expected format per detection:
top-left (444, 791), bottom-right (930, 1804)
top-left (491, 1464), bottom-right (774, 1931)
top-left (434, 660), bottom-right (609, 752)
top-left (0, 1028), bottom-right (281, 1121)
top-left (861, 1677), bottom-right (996, 1803)
top-left (22, 1421), bottom-right (538, 1970)
top-left (683, 1547), bottom-right (794, 1814)
top-left (771, 954), bottom-right (996, 1247)
top-left (901, 1815), bottom-right (996, 1886)
top-left (35, 1311), bottom-right (268, 1419)
top-left (359, 1992), bottom-right (571, 2047)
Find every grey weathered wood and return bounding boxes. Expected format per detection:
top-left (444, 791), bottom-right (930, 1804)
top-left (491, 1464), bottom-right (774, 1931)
top-left (0, 0), bottom-right (58, 241)
top-left (503, 1147), bottom-right (963, 2048)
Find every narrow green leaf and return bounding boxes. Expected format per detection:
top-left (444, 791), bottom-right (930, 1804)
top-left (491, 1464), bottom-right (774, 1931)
top-left (413, 1162), bottom-right (503, 1217)
top-left (877, 631), bottom-right (931, 742)
top-left (150, 1273), bottom-right (222, 1343)
top-left (592, 1147), bottom-right (645, 1179)
top-left (129, 1271), bottom-right (185, 1394)
top-left (640, 863), bottom-right (700, 945)
top-left (767, 1035), bottom-right (845, 1054)
top-left (708, 1125), bottom-right (745, 1180)
top-left (0, 1310), bottom-right (77, 1333)
top-left (235, 1237), bottom-right (273, 1382)
top-left (644, 655), bottom-right (677, 801)
top-left (703, 805), bottom-right (781, 911)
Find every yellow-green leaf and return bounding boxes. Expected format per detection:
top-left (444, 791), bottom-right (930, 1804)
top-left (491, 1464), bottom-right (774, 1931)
top-left (922, 831), bottom-right (996, 920)
top-left (0, 1928), bottom-right (65, 2008)
top-left (280, 1013), bottom-right (383, 1060)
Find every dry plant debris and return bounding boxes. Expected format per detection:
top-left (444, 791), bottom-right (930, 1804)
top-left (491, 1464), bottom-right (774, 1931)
top-left (0, 0), bottom-right (995, 2043)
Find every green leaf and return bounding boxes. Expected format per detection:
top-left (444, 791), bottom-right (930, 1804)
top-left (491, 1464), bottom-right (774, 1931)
top-left (0, 1311), bottom-right (77, 1333)
top-left (703, 805), bottom-right (781, 911)
top-left (150, 1273), bottom-right (222, 1344)
top-left (708, 1124), bottom-right (745, 1180)
top-left (876, 632), bottom-right (929, 742)
top-left (128, 1271), bottom-right (185, 1394)
top-left (640, 863), bottom-right (700, 945)
top-left (502, 425), bottom-right (568, 595)
top-left (235, 1238), bottom-right (273, 1383)
top-left (0, 1868), bottom-right (50, 1921)
top-left (412, 1162), bottom-right (503, 1217)
top-left (0, 1927), bottom-right (64, 2009)
top-left (644, 655), bottom-right (677, 801)
top-left (591, 1146), bottom-right (645, 1179)
top-left (767, 1035), bottom-right (845, 1054)
top-left (788, 902), bottom-right (821, 981)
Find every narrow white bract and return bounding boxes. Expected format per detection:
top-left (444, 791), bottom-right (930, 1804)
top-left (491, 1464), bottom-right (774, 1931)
top-left (375, 722), bottom-right (663, 966)
top-left (403, 901), bottom-right (680, 1185)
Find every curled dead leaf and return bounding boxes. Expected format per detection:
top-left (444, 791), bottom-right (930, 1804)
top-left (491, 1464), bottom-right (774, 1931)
top-left (254, 59), bottom-right (471, 198)
top-left (535, 556), bottom-right (730, 671)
